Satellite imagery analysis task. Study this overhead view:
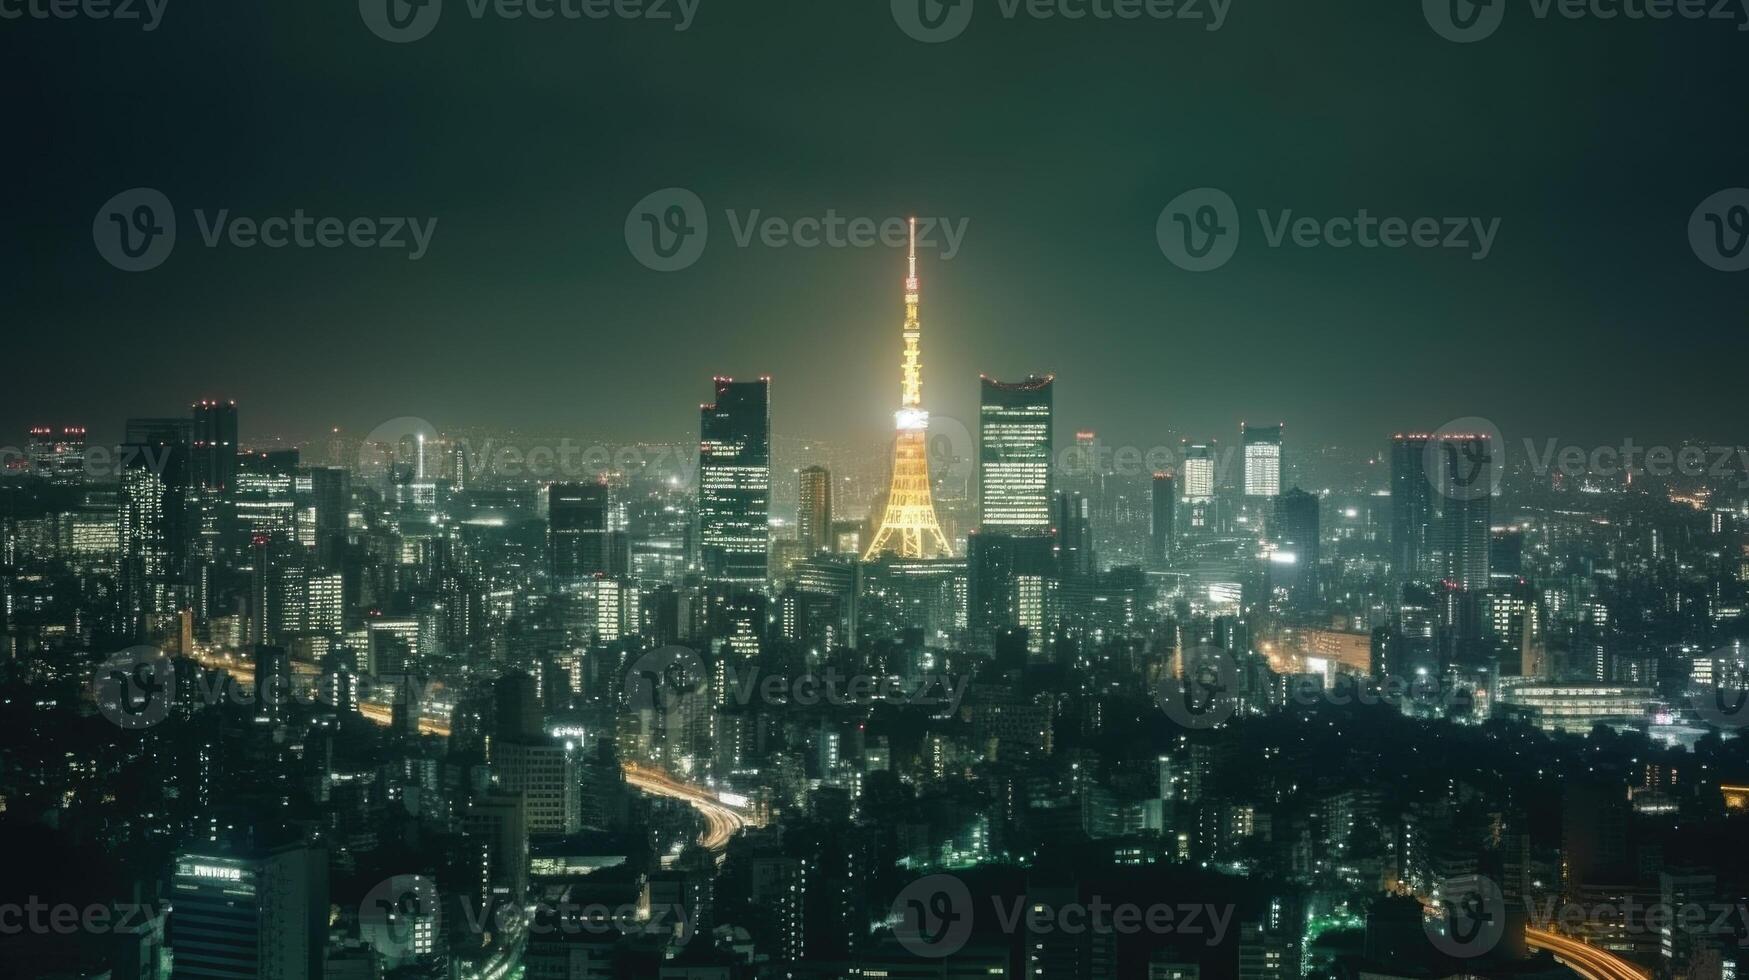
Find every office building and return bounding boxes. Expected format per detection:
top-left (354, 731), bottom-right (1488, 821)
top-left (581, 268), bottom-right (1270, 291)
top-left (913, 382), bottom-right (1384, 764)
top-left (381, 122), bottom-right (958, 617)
top-left (191, 399), bottom-right (239, 495)
top-left (699, 377), bottom-right (771, 587)
top-left (978, 375), bottom-right (1054, 532)
top-left (797, 465), bottom-right (832, 555)
top-left (1242, 423), bottom-right (1283, 498)
top-left (168, 842), bottom-right (328, 980)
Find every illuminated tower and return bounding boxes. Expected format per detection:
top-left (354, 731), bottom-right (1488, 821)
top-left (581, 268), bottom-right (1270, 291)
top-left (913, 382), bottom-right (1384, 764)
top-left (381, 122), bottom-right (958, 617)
top-left (864, 218), bottom-right (951, 560)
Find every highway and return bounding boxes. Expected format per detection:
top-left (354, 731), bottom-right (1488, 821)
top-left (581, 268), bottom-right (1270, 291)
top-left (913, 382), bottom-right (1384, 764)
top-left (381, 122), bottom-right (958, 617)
top-left (622, 763), bottom-right (749, 850)
top-left (1526, 927), bottom-right (1650, 980)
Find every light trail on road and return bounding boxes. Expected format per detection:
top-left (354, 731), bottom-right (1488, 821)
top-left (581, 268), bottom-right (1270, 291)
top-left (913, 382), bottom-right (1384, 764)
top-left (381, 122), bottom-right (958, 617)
top-left (1526, 927), bottom-right (1650, 980)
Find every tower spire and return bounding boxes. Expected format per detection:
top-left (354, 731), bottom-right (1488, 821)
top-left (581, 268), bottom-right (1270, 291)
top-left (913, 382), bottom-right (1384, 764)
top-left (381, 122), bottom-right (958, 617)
top-left (864, 217), bottom-right (951, 560)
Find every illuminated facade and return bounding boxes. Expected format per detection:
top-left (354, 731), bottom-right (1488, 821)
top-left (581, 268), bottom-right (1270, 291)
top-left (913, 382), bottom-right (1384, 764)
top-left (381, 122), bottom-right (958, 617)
top-left (699, 377), bottom-right (772, 586)
top-left (977, 375), bottom-right (1054, 532)
top-left (1242, 422), bottom-right (1283, 498)
top-left (865, 219), bottom-right (952, 559)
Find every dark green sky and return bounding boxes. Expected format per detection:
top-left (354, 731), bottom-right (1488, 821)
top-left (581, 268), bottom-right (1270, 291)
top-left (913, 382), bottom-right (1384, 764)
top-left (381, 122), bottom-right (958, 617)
top-left (3, 0), bottom-right (1745, 452)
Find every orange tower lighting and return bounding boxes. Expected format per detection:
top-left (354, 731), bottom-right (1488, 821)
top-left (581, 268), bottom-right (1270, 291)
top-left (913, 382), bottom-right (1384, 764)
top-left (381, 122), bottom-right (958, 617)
top-left (864, 217), bottom-right (952, 560)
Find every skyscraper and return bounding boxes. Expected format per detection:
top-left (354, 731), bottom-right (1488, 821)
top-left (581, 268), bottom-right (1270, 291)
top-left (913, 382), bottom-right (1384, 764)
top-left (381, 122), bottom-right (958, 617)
top-left (1150, 471), bottom-right (1176, 564)
top-left (1273, 487), bottom-right (1320, 609)
top-left (978, 375), bottom-right (1054, 532)
top-left (865, 219), bottom-right (952, 560)
top-left (191, 399), bottom-right (239, 495)
top-left (1182, 443), bottom-right (1216, 503)
top-left (1390, 435), bottom-right (1435, 583)
top-left (169, 842), bottom-right (328, 980)
top-left (1242, 422), bottom-right (1283, 498)
top-left (549, 482), bottom-right (610, 583)
top-left (120, 417), bottom-right (193, 631)
top-left (1432, 434), bottom-right (1492, 592)
top-left (699, 377), bottom-right (771, 587)
top-left (1391, 432), bottom-right (1492, 591)
top-left (797, 465), bottom-right (832, 555)
top-left (1053, 489), bottom-right (1094, 580)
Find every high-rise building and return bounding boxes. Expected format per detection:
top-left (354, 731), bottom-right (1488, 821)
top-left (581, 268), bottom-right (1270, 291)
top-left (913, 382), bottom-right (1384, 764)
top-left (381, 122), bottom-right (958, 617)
top-left (1272, 487), bottom-right (1320, 609)
top-left (120, 417), bottom-right (193, 631)
top-left (1182, 443), bottom-right (1216, 503)
top-left (1392, 432), bottom-right (1492, 591)
top-left (27, 426), bottom-right (87, 486)
top-left (978, 375), bottom-right (1054, 532)
top-left (168, 842), bottom-right (328, 980)
top-left (549, 482), bottom-right (610, 583)
top-left (1390, 435), bottom-right (1435, 582)
top-left (1433, 434), bottom-right (1492, 592)
top-left (797, 465), bottom-right (832, 555)
top-left (1053, 489), bottom-right (1094, 580)
top-left (1150, 471), bottom-right (1176, 564)
top-left (699, 377), bottom-right (772, 587)
top-left (191, 399), bottom-right (239, 495)
top-left (866, 219), bottom-right (952, 559)
top-left (1242, 422), bottom-right (1283, 498)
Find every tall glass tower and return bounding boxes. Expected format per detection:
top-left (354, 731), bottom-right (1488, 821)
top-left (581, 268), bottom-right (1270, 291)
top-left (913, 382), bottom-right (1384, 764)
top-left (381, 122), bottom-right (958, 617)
top-left (699, 377), bottom-right (771, 587)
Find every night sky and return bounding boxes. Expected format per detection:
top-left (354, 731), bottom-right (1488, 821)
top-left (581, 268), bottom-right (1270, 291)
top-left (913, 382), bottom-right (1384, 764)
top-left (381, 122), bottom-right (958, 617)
top-left (3, 0), bottom-right (1745, 452)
